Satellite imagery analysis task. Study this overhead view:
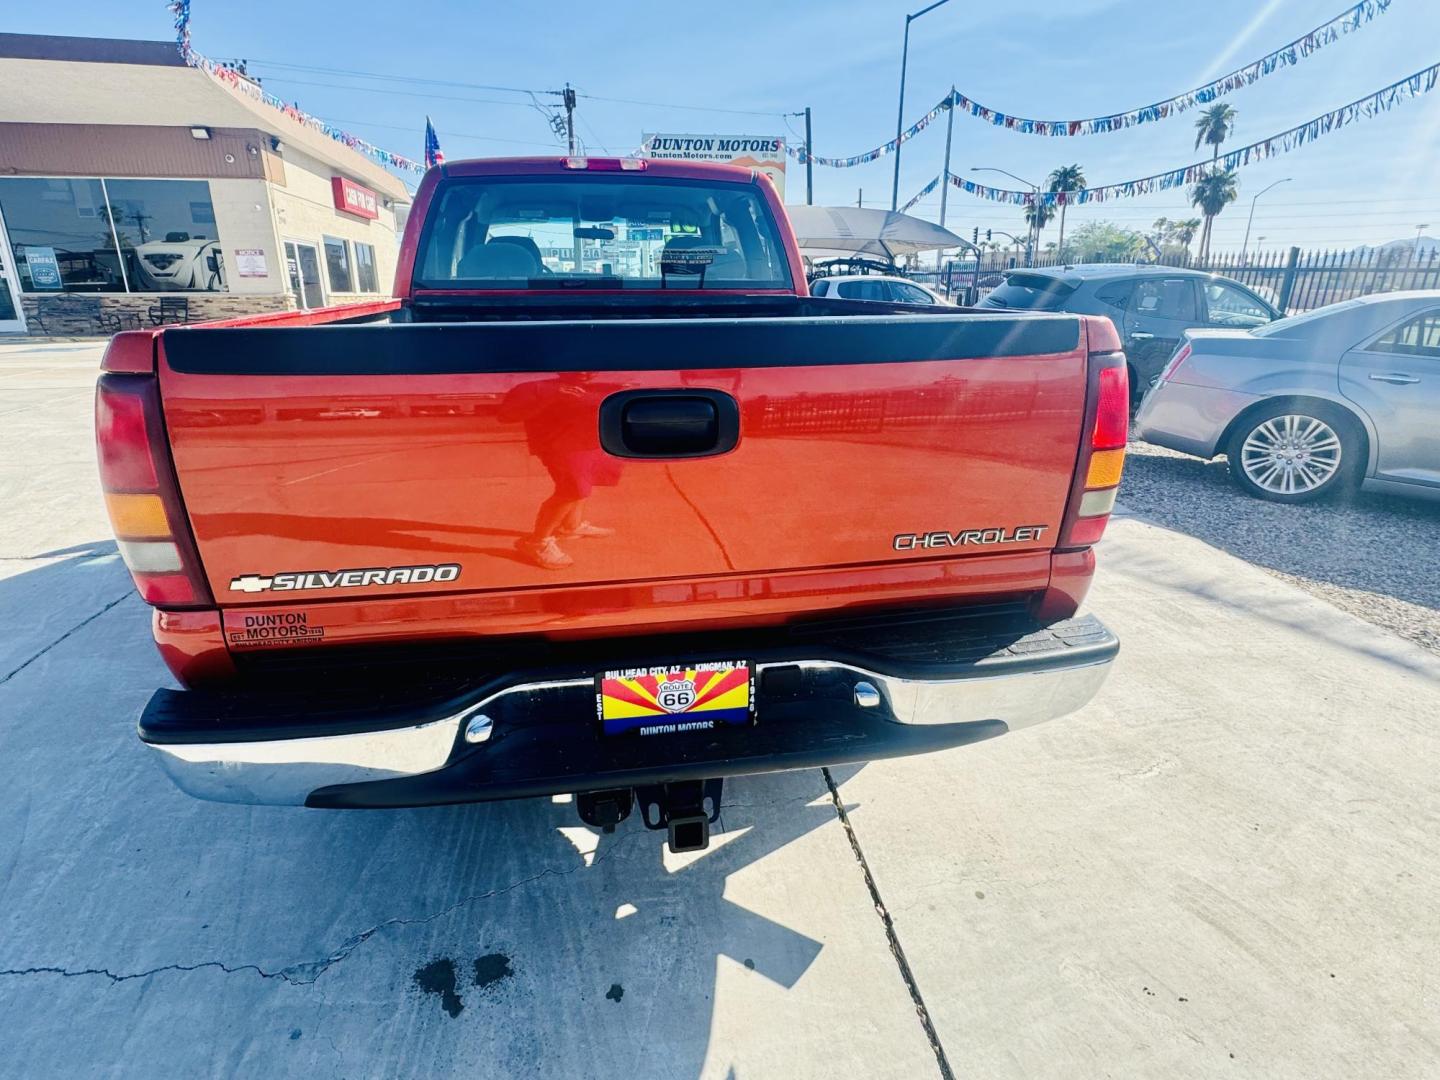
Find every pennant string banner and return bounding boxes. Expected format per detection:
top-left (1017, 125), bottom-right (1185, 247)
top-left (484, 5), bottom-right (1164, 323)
top-left (931, 62), bottom-right (1440, 207)
top-left (167, 1), bottom-right (427, 175)
top-left (791, 0), bottom-right (1392, 166)
top-left (900, 174), bottom-right (943, 213)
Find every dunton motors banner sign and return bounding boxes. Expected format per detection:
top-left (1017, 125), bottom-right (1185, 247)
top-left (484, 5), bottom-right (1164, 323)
top-left (642, 135), bottom-right (787, 200)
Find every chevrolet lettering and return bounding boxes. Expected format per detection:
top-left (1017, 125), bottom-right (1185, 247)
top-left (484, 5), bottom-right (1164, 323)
top-left (892, 525), bottom-right (1049, 552)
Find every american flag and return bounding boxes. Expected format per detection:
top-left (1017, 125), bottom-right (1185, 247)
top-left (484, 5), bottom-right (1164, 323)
top-left (424, 117), bottom-right (445, 168)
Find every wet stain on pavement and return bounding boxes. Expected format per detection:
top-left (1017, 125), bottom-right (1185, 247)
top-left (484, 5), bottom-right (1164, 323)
top-left (473, 953), bottom-right (513, 989)
top-left (606, 983), bottom-right (624, 1003)
top-left (415, 957), bottom-right (464, 1018)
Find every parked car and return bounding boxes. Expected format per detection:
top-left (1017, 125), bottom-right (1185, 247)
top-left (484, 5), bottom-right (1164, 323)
top-left (1135, 292), bottom-right (1440, 503)
top-left (97, 157), bottom-right (1125, 854)
top-left (810, 274), bottom-right (949, 305)
top-left (982, 264), bottom-right (1281, 399)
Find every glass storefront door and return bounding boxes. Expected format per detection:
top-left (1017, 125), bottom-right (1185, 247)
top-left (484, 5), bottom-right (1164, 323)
top-left (0, 210), bottom-right (25, 332)
top-left (283, 241), bottom-right (325, 311)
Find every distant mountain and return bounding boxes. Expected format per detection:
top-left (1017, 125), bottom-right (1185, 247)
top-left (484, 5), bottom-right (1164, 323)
top-left (1352, 236), bottom-right (1439, 258)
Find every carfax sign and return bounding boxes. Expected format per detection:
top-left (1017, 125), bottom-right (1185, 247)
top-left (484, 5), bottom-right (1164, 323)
top-left (24, 246), bottom-right (63, 290)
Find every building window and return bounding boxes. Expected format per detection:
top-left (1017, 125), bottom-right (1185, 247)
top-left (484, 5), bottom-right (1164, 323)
top-left (0, 178), bottom-right (126, 293)
top-left (353, 241), bottom-right (379, 293)
top-left (106, 179), bottom-right (225, 292)
top-left (323, 236), bottom-right (354, 293)
top-left (0, 177), bottom-right (226, 294)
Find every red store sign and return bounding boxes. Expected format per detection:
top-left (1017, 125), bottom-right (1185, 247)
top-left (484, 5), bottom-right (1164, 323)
top-left (332, 176), bottom-right (379, 220)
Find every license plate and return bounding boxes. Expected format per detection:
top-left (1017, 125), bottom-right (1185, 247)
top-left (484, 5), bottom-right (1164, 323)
top-left (596, 661), bottom-right (755, 736)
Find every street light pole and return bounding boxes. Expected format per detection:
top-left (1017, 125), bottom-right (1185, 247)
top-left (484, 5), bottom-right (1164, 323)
top-left (935, 88), bottom-right (954, 278)
top-left (1241, 177), bottom-right (1292, 260)
top-left (972, 167), bottom-right (1040, 265)
top-left (1415, 223), bottom-right (1429, 262)
top-left (891, 0), bottom-right (952, 212)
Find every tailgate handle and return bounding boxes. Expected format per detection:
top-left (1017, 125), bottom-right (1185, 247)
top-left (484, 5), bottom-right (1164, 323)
top-left (600, 389), bottom-right (740, 459)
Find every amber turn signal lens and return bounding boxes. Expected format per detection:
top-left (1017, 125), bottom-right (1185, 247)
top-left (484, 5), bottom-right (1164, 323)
top-left (104, 491), bottom-right (170, 538)
top-left (1085, 448), bottom-right (1126, 490)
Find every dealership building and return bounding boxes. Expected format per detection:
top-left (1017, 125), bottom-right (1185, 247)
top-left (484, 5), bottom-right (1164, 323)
top-left (0, 34), bottom-right (412, 336)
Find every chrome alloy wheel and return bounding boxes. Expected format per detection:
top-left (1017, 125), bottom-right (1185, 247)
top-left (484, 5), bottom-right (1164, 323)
top-left (1240, 414), bottom-right (1342, 495)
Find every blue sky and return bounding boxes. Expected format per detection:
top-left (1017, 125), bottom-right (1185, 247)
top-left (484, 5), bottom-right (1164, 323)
top-left (11, 0), bottom-right (1440, 251)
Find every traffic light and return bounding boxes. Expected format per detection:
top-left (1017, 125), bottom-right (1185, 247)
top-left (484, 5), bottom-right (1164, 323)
top-left (972, 226), bottom-right (979, 244)
top-left (986, 229), bottom-right (992, 241)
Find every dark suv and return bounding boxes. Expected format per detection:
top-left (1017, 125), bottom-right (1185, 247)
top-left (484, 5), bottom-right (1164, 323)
top-left (981, 264), bottom-right (1281, 398)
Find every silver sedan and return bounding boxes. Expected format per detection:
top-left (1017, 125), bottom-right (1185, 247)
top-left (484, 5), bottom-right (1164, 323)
top-left (1134, 291), bottom-right (1440, 504)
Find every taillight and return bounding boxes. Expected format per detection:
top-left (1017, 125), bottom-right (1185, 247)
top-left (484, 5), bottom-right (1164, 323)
top-left (95, 374), bottom-right (212, 607)
top-left (1058, 353), bottom-right (1128, 550)
top-left (1159, 342), bottom-right (1192, 385)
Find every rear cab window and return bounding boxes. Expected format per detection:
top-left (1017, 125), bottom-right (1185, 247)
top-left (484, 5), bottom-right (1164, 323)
top-left (983, 272), bottom-right (1078, 310)
top-left (415, 175), bottom-right (792, 290)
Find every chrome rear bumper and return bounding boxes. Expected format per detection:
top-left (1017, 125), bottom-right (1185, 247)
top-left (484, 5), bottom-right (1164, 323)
top-left (141, 613), bottom-right (1118, 808)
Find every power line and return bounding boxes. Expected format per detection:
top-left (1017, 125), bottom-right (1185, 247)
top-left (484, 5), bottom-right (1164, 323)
top-left (238, 58), bottom-right (551, 97)
top-left (258, 76), bottom-right (544, 108)
top-left (313, 116), bottom-right (573, 150)
top-left (244, 58), bottom-right (796, 119)
top-left (574, 91), bottom-right (798, 119)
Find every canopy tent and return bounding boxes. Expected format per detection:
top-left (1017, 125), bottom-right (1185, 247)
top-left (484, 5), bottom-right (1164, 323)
top-left (785, 206), bottom-right (966, 261)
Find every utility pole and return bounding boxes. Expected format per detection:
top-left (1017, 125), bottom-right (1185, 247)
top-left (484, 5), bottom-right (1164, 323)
top-left (935, 87), bottom-right (954, 278)
top-left (562, 84), bottom-right (577, 155)
top-left (804, 106), bottom-right (814, 206)
top-left (891, 0), bottom-right (952, 211)
top-left (857, 188), bottom-right (863, 208)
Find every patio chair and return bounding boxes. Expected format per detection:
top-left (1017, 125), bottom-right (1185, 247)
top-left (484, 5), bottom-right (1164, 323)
top-left (148, 296), bottom-right (190, 326)
top-left (29, 295), bottom-right (103, 335)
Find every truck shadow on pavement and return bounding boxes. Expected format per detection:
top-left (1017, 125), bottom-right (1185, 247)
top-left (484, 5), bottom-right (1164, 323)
top-left (0, 546), bottom-right (873, 1079)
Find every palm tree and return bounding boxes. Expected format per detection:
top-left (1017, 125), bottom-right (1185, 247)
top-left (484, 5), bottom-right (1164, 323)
top-left (1175, 217), bottom-right (1201, 253)
top-left (1194, 103), bottom-right (1237, 164)
top-left (1047, 164), bottom-right (1086, 258)
top-left (1191, 169), bottom-right (1238, 260)
top-left (1023, 201), bottom-right (1054, 263)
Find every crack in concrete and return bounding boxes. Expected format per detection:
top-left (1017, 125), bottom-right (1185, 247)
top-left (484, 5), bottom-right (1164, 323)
top-left (0, 831), bottom-right (642, 989)
top-left (0, 592), bottom-right (134, 687)
top-left (822, 767), bottom-right (956, 1080)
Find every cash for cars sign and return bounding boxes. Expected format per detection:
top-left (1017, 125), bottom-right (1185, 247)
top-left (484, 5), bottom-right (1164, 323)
top-left (643, 135), bottom-right (787, 200)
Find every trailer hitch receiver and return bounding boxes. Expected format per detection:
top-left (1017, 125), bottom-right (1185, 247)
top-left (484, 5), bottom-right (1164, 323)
top-left (634, 779), bottom-right (723, 853)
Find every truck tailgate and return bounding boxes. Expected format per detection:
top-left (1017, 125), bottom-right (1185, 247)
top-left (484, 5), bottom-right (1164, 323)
top-left (156, 314), bottom-right (1088, 608)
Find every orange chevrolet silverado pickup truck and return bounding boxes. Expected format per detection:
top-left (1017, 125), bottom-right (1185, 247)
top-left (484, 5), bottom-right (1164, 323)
top-left (97, 157), bottom-right (1126, 851)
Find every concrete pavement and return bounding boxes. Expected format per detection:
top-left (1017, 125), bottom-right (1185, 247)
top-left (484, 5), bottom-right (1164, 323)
top-left (1, 340), bottom-right (1438, 1078)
